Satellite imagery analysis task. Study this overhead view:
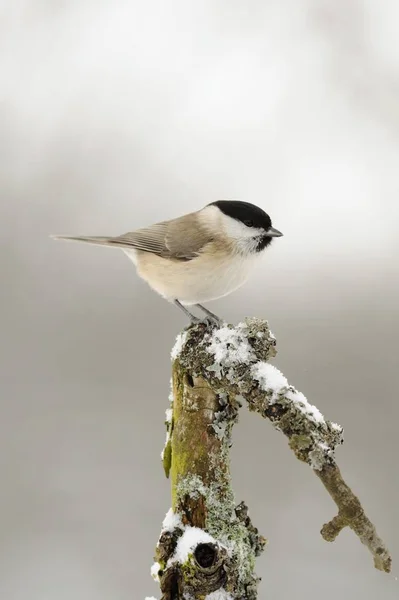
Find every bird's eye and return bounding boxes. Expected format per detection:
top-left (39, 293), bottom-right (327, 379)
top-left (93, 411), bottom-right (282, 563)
top-left (244, 220), bottom-right (254, 227)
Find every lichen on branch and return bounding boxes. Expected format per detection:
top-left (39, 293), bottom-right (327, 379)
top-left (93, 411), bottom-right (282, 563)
top-left (149, 318), bottom-right (391, 600)
top-left (155, 361), bottom-right (265, 600)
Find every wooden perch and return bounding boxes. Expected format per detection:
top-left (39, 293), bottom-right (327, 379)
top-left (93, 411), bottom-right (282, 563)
top-left (151, 318), bottom-right (391, 600)
top-left (156, 363), bottom-right (265, 599)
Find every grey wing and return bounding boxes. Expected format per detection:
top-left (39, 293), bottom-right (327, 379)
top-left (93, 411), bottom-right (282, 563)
top-left (163, 213), bottom-right (214, 259)
top-left (112, 213), bottom-right (212, 260)
top-left (115, 221), bottom-right (171, 255)
top-left (127, 213), bottom-right (213, 259)
top-left (51, 227), bottom-right (169, 253)
top-left (118, 213), bottom-right (213, 259)
top-left (52, 212), bottom-right (213, 260)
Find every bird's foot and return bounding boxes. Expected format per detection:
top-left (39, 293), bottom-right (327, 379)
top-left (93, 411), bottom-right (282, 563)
top-left (189, 315), bottom-right (223, 328)
top-left (194, 304), bottom-right (224, 327)
top-left (174, 299), bottom-right (224, 328)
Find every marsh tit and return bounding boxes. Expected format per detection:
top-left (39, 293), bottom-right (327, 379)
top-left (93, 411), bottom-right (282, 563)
top-left (52, 200), bottom-right (283, 324)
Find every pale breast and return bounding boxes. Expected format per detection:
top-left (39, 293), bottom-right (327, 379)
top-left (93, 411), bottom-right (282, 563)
top-left (128, 247), bottom-right (260, 305)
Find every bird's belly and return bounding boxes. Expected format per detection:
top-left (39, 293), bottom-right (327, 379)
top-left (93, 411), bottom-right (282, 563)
top-left (130, 250), bottom-right (258, 305)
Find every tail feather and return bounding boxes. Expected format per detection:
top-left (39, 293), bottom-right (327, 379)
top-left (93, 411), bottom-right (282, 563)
top-left (50, 235), bottom-right (133, 250)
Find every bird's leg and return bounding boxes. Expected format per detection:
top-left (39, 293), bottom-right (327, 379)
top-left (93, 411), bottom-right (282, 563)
top-left (174, 300), bottom-right (222, 327)
top-left (174, 299), bottom-right (201, 323)
top-left (195, 304), bottom-right (224, 326)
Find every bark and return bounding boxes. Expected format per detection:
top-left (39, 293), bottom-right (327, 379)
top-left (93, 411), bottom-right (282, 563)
top-left (152, 318), bottom-right (391, 600)
top-left (157, 362), bottom-right (265, 600)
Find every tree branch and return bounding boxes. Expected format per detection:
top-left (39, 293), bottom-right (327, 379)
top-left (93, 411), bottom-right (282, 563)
top-left (155, 358), bottom-right (265, 599)
top-left (150, 318), bottom-right (391, 599)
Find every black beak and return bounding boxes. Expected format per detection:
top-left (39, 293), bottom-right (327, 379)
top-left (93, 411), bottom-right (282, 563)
top-left (266, 226), bottom-right (283, 237)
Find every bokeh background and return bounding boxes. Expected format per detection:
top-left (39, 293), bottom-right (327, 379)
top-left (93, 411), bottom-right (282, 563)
top-left (1, 1), bottom-right (398, 598)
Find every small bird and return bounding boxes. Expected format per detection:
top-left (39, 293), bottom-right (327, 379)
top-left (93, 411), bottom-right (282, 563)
top-left (52, 200), bottom-right (282, 324)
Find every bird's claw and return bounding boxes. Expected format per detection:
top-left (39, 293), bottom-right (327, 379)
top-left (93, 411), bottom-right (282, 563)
top-left (189, 316), bottom-right (223, 328)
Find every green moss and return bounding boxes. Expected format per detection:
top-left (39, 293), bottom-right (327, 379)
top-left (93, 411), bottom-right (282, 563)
top-left (180, 552), bottom-right (197, 582)
top-left (163, 439), bottom-right (172, 479)
top-left (170, 363), bottom-right (220, 510)
top-left (167, 350), bottom-right (266, 597)
top-left (175, 472), bottom-right (260, 591)
top-left (161, 383), bottom-right (174, 479)
top-left (289, 434), bottom-right (312, 450)
top-left (152, 557), bottom-right (166, 576)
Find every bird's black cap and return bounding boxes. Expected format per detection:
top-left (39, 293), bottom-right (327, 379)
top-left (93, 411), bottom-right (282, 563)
top-left (209, 200), bottom-right (272, 231)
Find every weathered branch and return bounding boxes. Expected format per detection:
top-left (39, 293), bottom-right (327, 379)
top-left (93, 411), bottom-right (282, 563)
top-left (316, 464), bottom-right (391, 572)
top-left (149, 318), bottom-right (391, 599)
top-left (155, 360), bottom-right (265, 599)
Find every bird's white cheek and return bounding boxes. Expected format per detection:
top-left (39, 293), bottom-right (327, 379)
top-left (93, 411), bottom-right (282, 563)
top-left (222, 216), bottom-right (262, 240)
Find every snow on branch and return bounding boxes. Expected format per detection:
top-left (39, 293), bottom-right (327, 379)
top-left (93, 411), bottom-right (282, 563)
top-left (175, 318), bottom-right (391, 573)
top-left (149, 318), bottom-right (391, 600)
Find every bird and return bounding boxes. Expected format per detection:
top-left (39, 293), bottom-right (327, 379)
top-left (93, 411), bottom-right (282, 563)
top-left (51, 200), bottom-right (283, 324)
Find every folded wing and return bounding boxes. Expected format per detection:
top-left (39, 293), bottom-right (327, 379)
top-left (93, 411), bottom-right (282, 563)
top-left (52, 212), bottom-right (213, 261)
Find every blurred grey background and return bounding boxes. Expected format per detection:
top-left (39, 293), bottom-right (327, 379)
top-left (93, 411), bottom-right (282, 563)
top-left (1, 1), bottom-right (398, 598)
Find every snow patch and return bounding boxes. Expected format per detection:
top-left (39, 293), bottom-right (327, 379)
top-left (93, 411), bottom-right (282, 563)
top-left (331, 421), bottom-right (342, 432)
top-left (171, 331), bottom-right (188, 359)
top-left (252, 361), bottom-right (325, 425)
top-left (207, 324), bottom-right (255, 366)
top-left (251, 362), bottom-right (288, 399)
top-left (168, 527), bottom-right (216, 565)
top-left (162, 508), bottom-right (183, 533)
top-left (286, 389), bottom-right (325, 424)
top-left (205, 590), bottom-right (234, 600)
top-left (150, 562), bottom-right (161, 582)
